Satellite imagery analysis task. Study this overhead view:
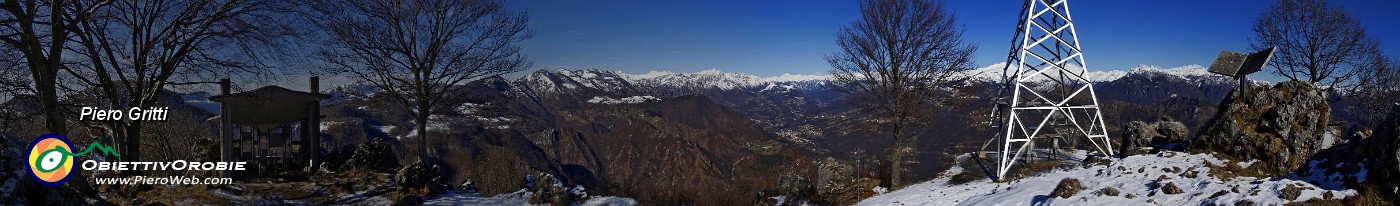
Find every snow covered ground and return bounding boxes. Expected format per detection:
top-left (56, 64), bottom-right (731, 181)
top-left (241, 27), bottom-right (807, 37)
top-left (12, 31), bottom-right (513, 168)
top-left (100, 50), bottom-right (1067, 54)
top-left (859, 151), bottom-right (1356, 206)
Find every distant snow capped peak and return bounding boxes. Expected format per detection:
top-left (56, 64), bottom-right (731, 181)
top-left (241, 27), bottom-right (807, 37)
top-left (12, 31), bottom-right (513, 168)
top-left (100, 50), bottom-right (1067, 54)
top-left (965, 62), bottom-right (1128, 82)
top-left (760, 73), bottom-right (829, 82)
top-left (1129, 64), bottom-right (1215, 78)
top-left (518, 68), bottom-right (636, 95)
top-left (965, 63), bottom-right (1223, 83)
top-left (618, 69), bottom-right (830, 90)
top-left (623, 70), bottom-right (675, 81)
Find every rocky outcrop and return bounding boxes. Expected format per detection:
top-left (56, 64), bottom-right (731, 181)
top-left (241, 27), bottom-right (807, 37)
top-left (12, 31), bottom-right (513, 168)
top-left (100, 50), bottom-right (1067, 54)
top-left (1190, 81), bottom-right (1331, 176)
top-left (526, 172), bottom-right (585, 206)
top-left (1291, 103), bottom-right (1400, 202)
top-left (755, 175), bottom-right (816, 206)
top-left (1346, 103), bottom-right (1400, 199)
top-left (394, 159), bottom-right (451, 196)
top-left (1373, 104), bottom-right (1400, 201)
top-left (341, 139), bottom-right (400, 173)
top-left (1120, 117), bottom-right (1190, 156)
top-left (1050, 178), bottom-right (1084, 198)
top-left (1096, 187), bottom-right (1120, 196)
top-left (813, 158), bottom-right (862, 204)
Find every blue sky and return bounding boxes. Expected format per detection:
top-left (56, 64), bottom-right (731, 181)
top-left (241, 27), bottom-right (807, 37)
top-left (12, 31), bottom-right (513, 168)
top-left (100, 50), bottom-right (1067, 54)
top-left (506, 0), bottom-right (1400, 79)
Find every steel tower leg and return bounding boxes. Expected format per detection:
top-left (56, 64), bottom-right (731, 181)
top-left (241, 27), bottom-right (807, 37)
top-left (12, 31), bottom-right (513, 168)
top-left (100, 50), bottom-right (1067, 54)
top-left (985, 0), bottom-right (1113, 181)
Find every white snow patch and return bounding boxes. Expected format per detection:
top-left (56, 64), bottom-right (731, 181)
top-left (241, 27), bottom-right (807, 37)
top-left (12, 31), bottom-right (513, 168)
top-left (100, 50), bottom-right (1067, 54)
top-left (319, 121), bottom-right (346, 132)
top-left (760, 73), bottom-right (830, 82)
top-left (623, 70), bottom-right (676, 81)
top-left (455, 102), bottom-right (486, 115)
top-left (759, 83), bottom-right (802, 93)
top-left (1237, 159), bottom-right (1259, 168)
top-left (374, 125), bottom-right (395, 134)
top-left (587, 96), bottom-right (660, 104)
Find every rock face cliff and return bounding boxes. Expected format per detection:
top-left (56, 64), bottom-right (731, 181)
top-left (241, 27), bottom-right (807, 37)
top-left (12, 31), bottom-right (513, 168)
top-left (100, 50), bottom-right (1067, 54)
top-left (1368, 104), bottom-right (1400, 200)
top-left (1308, 103), bottom-right (1400, 201)
top-left (1190, 81), bottom-right (1332, 177)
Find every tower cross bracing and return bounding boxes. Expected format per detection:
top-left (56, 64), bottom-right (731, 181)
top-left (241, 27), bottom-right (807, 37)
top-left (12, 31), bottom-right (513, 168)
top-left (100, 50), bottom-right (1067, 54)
top-left (981, 0), bottom-right (1114, 181)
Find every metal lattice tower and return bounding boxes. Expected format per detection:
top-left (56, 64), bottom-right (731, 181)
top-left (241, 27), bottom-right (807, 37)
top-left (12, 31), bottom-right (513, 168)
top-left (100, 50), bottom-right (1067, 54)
top-left (980, 0), bottom-right (1113, 181)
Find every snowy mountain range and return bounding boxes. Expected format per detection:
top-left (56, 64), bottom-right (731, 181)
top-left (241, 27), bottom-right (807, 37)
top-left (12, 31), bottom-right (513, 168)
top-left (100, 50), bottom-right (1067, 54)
top-left (505, 63), bottom-right (1231, 99)
top-left (965, 63), bottom-right (1230, 84)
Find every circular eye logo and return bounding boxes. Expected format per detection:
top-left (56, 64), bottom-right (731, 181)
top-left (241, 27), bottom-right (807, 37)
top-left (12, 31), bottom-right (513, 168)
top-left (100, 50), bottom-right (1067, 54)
top-left (27, 133), bottom-right (75, 187)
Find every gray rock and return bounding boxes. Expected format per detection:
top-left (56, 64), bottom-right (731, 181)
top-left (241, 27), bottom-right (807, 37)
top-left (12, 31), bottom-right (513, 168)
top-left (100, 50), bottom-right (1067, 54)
top-left (1366, 103), bottom-right (1400, 200)
top-left (1097, 187), bottom-right (1120, 196)
top-left (1120, 117), bottom-right (1190, 156)
top-left (755, 175), bottom-right (816, 206)
top-left (527, 172), bottom-right (578, 206)
top-left (1191, 81), bottom-right (1331, 176)
top-left (1156, 118), bottom-right (1189, 144)
top-left (1051, 178), bottom-right (1084, 198)
top-left (1160, 182), bottom-right (1183, 195)
top-left (394, 159), bottom-right (450, 197)
top-left (342, 139), bottom-right (400, 173)
top-left (814, 157), bottom-right (860, 204)
top-left (1120, 121), bottom-right (1157, 156)
top-left (1279, 184), bottom-right (1301, 201)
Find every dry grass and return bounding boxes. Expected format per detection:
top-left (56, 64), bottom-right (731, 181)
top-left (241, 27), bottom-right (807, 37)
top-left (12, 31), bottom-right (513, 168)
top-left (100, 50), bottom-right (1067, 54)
top-left (1343, 183), bottom-right (1396, 206)
top-left (99, 185), bottom-right (226, 205)
top-left (957, 150), bottom-right (1080, 183)
top-left (999, 160), bottom-right (1072, 182)
top-left (1203, 157), bottom-right (1270, 181)
top-left (1281, 183), bottom-right (1395, 206)
top-left (946, 156), bottom-right (989, 185)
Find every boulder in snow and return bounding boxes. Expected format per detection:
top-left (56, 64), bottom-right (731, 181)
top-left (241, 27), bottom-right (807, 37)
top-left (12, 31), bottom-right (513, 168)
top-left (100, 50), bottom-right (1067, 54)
top-left (1120, 116), bottom-right (1189, 156)
top-left (1050, 178), bottom-right (1085, 198)
top-left (395, 158), bottom-right (451, 197)
top-left (526, 172), bottom-right (583, 206)
top-left (341, 139), bottom-right (400, 173)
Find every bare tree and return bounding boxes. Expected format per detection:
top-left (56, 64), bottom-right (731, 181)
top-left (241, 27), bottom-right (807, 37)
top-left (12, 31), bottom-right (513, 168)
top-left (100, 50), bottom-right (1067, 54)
top-left (826, 0), bottom-right (975, 187)
top-left (62, 0), bottom-right (293, 163)
top-left (1, 0), bottom-right (109, 136)
top-left (308, 0), bottom-right (531, 159)
top-left (1347, 55), bottom-right (1398, 126)
top-left (1251, 0), bottom-right (1384, 91)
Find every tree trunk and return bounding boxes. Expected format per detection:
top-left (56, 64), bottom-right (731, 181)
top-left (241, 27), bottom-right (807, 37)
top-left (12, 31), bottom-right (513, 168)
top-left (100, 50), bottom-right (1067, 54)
top-left (124, 120), bottom-right (142, 163)
top-left (35, 71), bottom-right (66, 135)
top-left (890, 117), bottom-right (905, 188)
top-left (416, 114), bottom-right (429, 159)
